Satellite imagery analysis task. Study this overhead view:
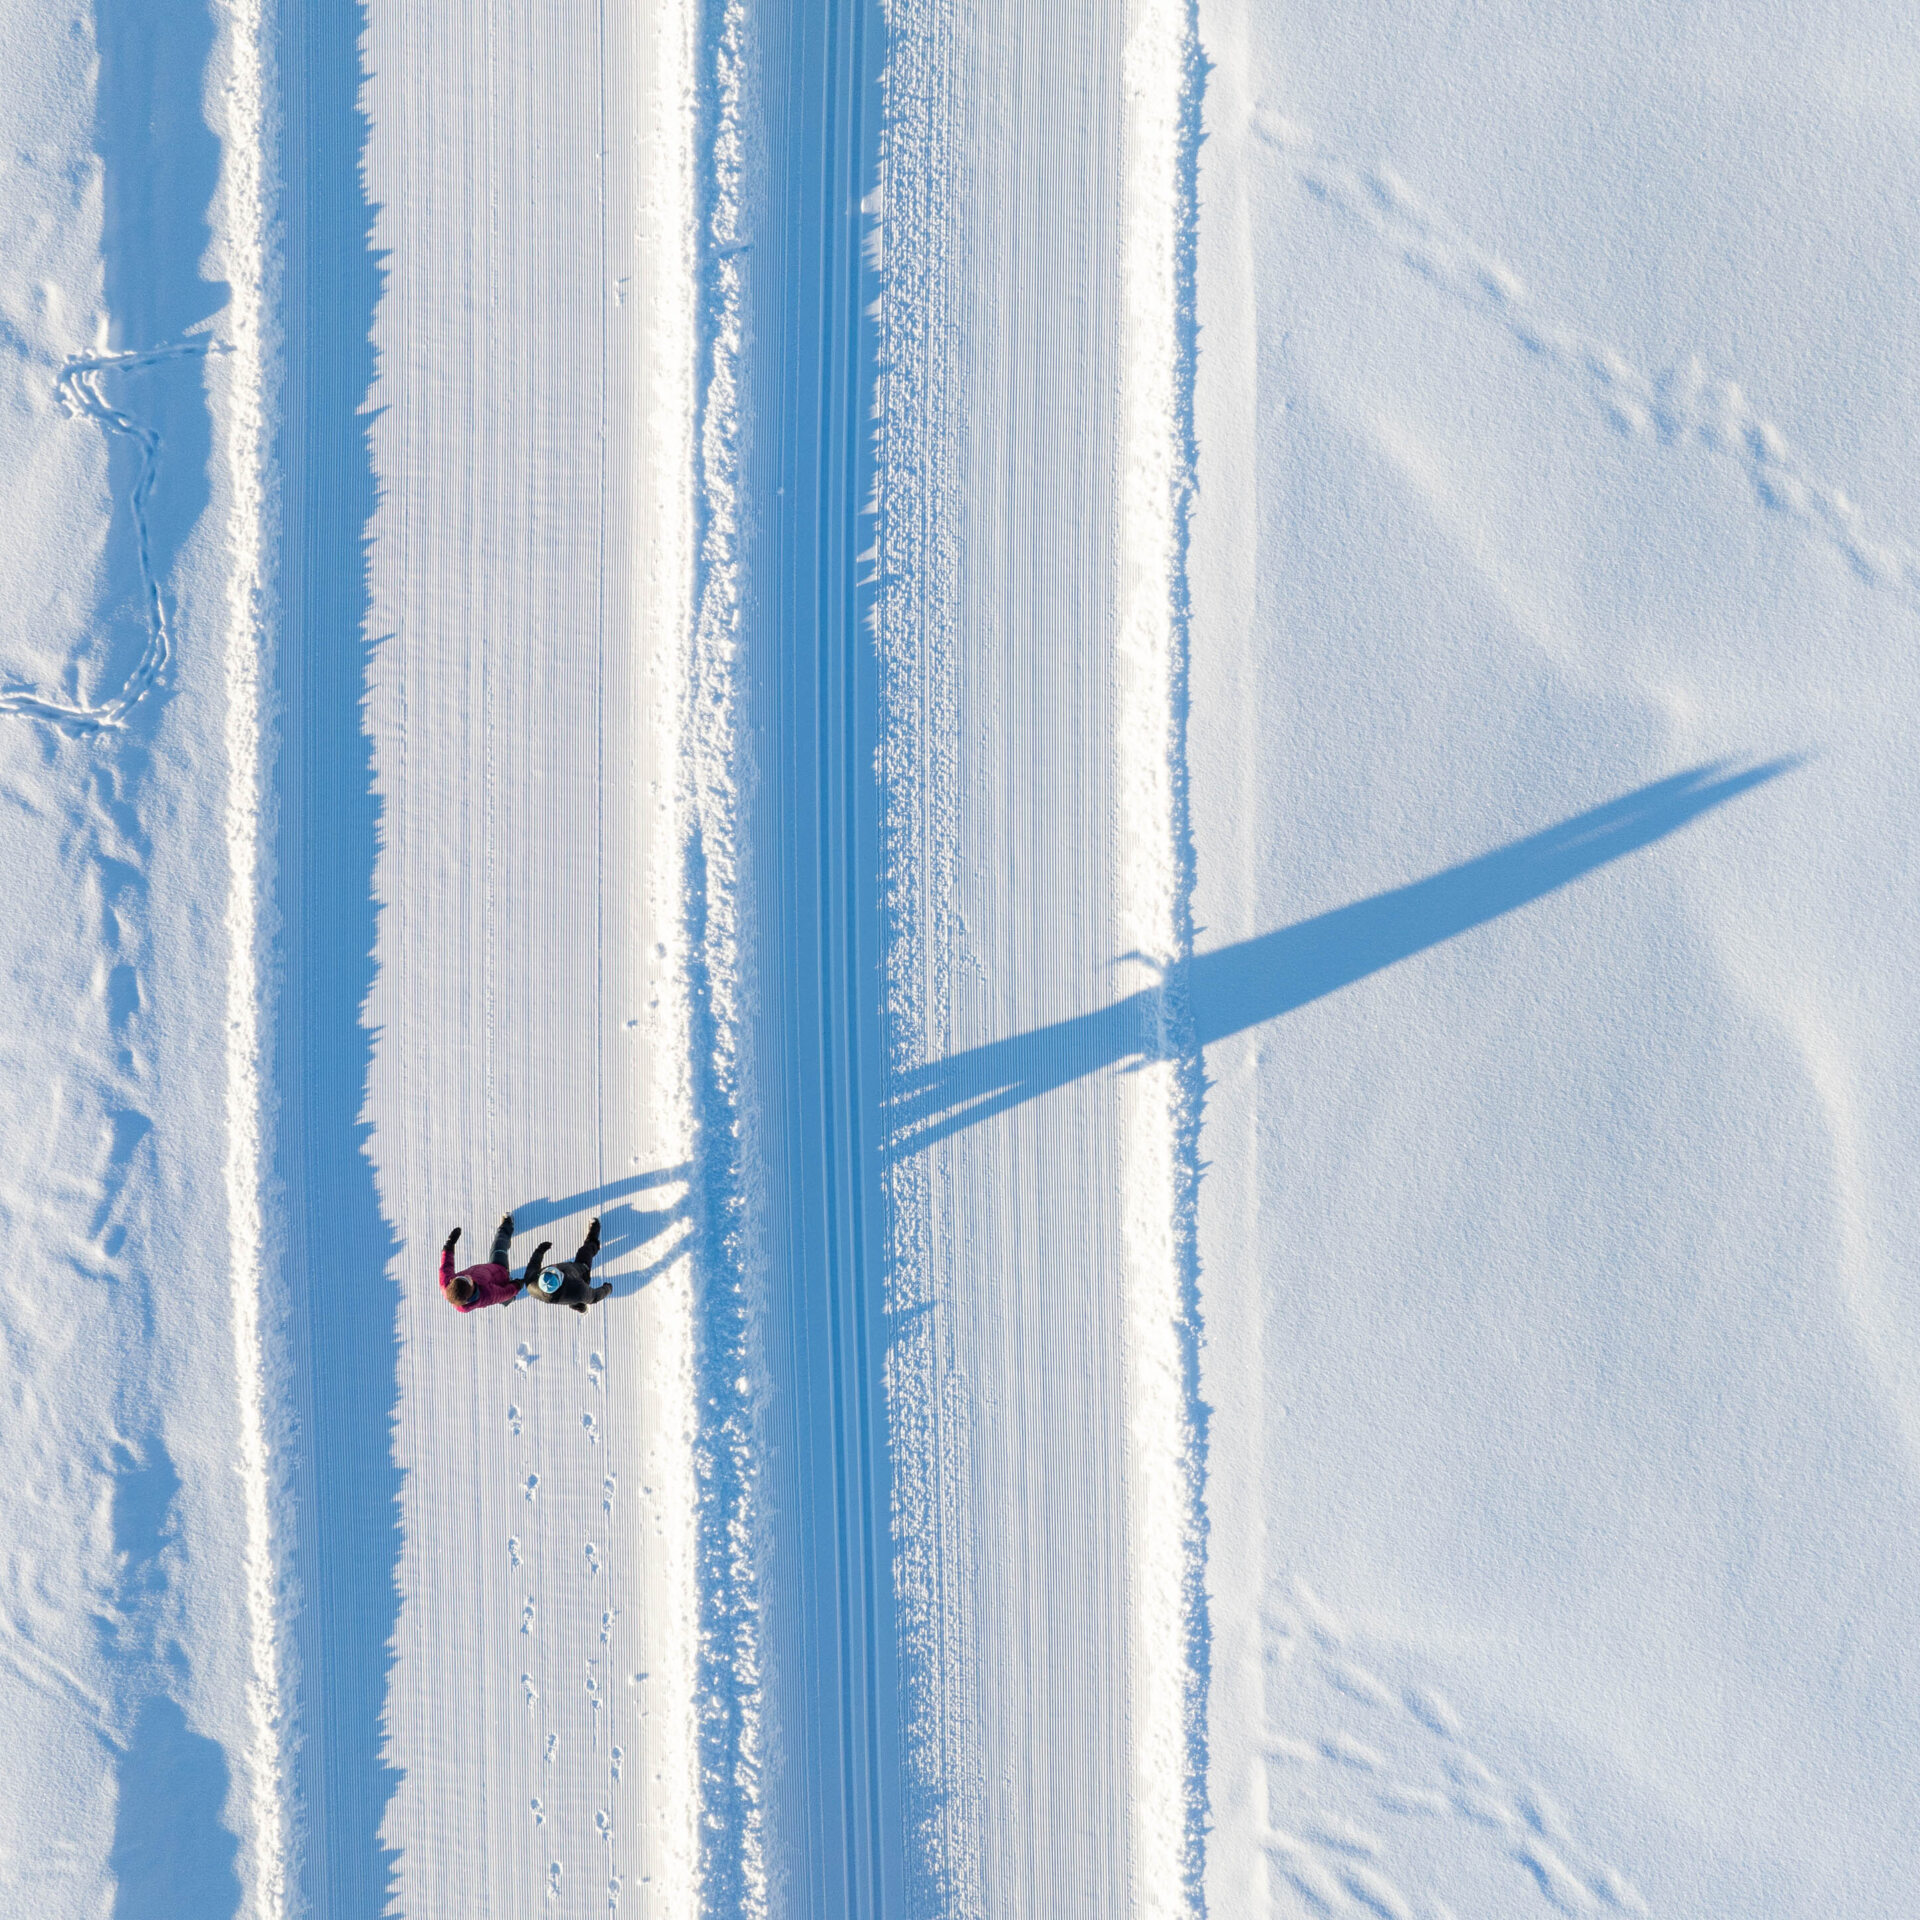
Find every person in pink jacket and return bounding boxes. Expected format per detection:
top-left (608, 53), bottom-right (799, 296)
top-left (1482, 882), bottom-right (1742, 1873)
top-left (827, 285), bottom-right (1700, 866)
top-left (440, 1213), bottom-right (531, 1311)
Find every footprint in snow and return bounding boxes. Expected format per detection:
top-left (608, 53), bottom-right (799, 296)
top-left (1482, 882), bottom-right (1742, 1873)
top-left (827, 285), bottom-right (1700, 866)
top-left (524, 1473), bottom-right (540, 1503)
top-left (583, 1410), bottom-right (600, 1444)
top-left (602, 1473), bottom-right (616, 1515)
top-left (530, 1796), bottom-right (545, 1827)
top-left (588, 1350), bottom-right (604, 1388)
top-left (516, 1343), bottom-right (538, 1373)
top-left (521, 1674), bottom-right (539, 1707)
top-left (595, 1809), bottom-right (611, 1840)
top-left (585, 1540), bottom-right (601, 1575)
top-left (508, 1536), bottom-right (523, 1570)
top-left (547, 1861), bottom-right (561, 1900)
top-left (521, 1596), bottom-right (536, 1636)
top-left (610, 1745), bottom-right (624, 1783)
top-left (507, 1404), bottom-right (523, 1437)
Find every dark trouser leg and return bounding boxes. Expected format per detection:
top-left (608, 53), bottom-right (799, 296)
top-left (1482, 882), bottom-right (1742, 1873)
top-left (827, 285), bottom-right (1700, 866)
top-left (573, 1222), bottom-right (600, 1275)
top-left (490, 1216), bottom-right (513, 1267)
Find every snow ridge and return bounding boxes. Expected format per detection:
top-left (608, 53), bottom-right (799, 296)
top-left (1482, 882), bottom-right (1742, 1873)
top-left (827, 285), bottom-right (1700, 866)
top-left (1117, 1), bottom-right (1209, 1912)
top-left (872, 0), bottom-right (980, 1910)
top-left (209, 0), bottom-right (291, 1912)
top-left (686, 4), bottom-right (772, 1910)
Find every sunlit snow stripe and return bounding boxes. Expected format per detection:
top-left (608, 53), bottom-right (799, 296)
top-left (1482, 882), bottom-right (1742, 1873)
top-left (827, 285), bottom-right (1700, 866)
top-left (629, 0), bottom-right (705, 1904)
top-left (687, 3), bottom-right (773, 1910)
top-left (211, 0), bottom-right (290, 1913)
top-left (1116, 0), bottom-right (1206, 1913)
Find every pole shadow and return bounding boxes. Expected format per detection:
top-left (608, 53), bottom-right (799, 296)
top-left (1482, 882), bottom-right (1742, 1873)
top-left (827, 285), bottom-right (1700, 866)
top-left (888, 759), bottom-right (1796, 1157)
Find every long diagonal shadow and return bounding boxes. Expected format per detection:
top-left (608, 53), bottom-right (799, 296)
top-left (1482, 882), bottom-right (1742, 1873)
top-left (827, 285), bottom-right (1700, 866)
top-left (887, 760), bottom-right (1794, 1158)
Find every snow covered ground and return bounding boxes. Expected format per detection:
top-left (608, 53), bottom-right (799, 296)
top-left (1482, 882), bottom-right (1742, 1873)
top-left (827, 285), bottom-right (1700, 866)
top-left (5, 0), bottom-right (1920, 1914)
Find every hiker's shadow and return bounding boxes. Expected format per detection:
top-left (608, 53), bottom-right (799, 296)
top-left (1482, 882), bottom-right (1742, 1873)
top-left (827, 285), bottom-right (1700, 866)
top-left (597, 1191), bottom-right (696, 1287)
top-left (511, 1164), bottom-right (696, 1293)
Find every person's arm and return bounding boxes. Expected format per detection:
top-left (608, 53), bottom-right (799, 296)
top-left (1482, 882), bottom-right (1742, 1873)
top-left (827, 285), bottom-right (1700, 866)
top-left (521, 1241), bottom-right (551, 1292)
top-left (441, 1226), bottom-right (460, 1289)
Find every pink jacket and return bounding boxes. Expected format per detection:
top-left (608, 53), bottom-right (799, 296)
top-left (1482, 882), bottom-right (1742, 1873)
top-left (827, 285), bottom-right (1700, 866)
top-left (441, 1244), bottom-right (522, 1312)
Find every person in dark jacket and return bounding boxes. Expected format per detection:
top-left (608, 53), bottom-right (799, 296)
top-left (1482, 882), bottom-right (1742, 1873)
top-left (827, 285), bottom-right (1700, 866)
top-left (440, 1214), bottom-right (531, 1311)
top-left (524, 1216), bottom-right (611, 1314)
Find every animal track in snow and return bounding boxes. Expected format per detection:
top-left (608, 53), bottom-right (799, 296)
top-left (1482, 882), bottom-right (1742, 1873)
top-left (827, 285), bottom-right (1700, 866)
top-left (524, 1473), bottom-right (540, 1503)
top-left (516, 1342), bottom-right (538, 1372)
top-left (1256, 114), bottom-right (1920, 610)
top-left (1258, 1579), bottom-right (1649, 1918)
top-left (508, 1404), bottom-right (523, 1436)
top-left (3, 341), bottom-right (225, 732)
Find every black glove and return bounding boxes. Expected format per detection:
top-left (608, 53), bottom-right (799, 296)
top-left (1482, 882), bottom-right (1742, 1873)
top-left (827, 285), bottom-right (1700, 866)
top-left (498, 1212), bottom-right (513, 1235)
top-left (443, 1226), bottom-right (461, 1253)
top-left (531, 1241), bottom-right (552, 1262)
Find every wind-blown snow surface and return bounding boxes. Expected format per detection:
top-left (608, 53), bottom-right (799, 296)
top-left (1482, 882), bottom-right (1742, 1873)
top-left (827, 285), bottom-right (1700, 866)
top-left (0, 0), bottom-right (277, 1913)
top-left (9, 0), bottom-right (1920, 1914)
top-left (1194, 5), bottom-right (1920, 1916)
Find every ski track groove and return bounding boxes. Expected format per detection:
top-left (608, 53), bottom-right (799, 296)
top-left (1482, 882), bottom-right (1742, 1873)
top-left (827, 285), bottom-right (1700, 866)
top-left (767, 0), bottom-right (896, 1908)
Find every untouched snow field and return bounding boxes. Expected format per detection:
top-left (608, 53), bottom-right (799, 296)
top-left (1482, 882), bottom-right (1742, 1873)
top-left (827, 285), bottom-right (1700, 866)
top-left (4, 0), bottom-right (1920, 1915)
